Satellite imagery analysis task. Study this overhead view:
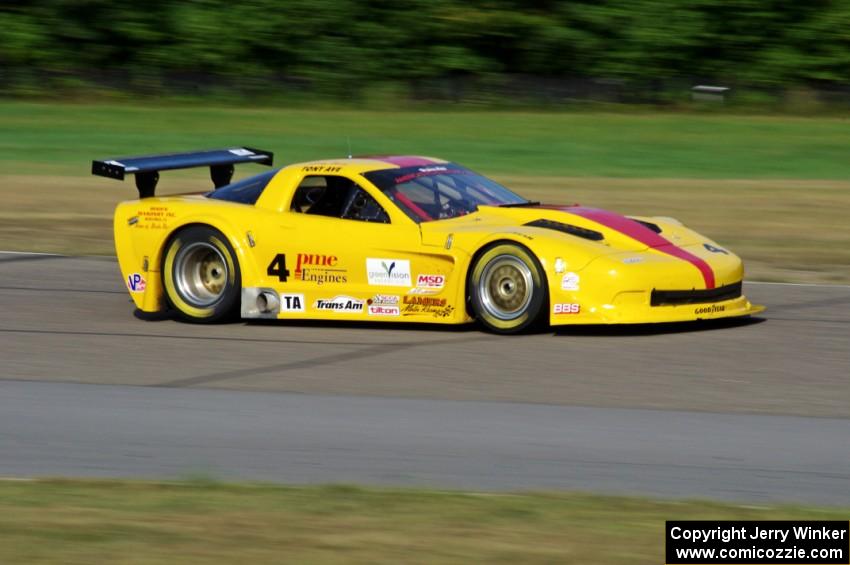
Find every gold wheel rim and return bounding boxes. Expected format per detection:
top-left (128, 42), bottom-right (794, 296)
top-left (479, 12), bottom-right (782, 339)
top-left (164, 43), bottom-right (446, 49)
top-left (478, 254), bottom-right (533, 321)
top-left (174, 242), bottom-right (228, 307)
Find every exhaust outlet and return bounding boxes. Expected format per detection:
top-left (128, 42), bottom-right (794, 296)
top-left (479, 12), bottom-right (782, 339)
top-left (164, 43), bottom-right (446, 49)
top-left (256, 291), bottom-right (280, 313)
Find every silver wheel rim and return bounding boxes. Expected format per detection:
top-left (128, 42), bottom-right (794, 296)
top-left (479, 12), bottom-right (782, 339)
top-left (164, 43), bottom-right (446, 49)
top-left (174, 242), bottom-right (228, 307)
top-left (478, 254), bottom-right (534, 320)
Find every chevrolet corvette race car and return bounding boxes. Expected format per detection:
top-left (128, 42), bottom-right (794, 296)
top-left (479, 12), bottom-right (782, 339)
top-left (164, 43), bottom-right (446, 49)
top-left (93, 148), bottom-right (763, 333)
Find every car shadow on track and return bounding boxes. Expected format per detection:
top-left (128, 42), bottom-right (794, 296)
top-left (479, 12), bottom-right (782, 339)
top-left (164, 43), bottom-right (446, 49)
top-left (551, 316), bottom-right (767, 337)
top-left (133, 309), bottom-right (174, 322)
top-left (134, 308), bottom-right (766, 337)
top-left (244, 318), bottom-right (482, 334)
top-left (134, 308), bottom-right (481, 333)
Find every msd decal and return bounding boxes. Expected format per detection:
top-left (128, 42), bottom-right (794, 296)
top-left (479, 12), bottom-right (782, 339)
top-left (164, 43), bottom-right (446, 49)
top-left (126, 273), bottom-right (146, 293)
top-left (366, 258), bottom-right (411, 286)
top-left (553, 303), bottom-right (580, 314)
top-left (416, 274), bottom-right (445, 289)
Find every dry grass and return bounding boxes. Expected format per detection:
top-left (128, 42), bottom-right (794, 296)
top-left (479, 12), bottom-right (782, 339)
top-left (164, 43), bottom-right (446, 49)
top-left (1, 174), bottom-right (848, 283)
top-left (0, 479), bottom-right (846, 564)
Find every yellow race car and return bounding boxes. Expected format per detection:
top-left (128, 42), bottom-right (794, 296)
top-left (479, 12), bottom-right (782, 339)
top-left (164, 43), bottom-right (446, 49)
top-left (93, 148), bottom-right (763, 333)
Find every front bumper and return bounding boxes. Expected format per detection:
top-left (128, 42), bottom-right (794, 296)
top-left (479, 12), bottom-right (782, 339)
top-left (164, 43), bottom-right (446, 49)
top-left (550, 289), bottom-right (764, 325)
top-left (546, 242), bottom-right (765, 325)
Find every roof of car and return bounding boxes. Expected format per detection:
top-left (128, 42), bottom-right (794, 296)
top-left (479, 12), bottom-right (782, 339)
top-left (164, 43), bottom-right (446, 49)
top-left (287, 155), bottom-right (449, 173)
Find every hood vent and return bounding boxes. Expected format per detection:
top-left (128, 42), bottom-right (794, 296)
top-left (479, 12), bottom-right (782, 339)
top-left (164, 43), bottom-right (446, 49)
top-left (632, 219), bottom-right (662, 233)
top-left (525, 219), bottom-right (604, 241)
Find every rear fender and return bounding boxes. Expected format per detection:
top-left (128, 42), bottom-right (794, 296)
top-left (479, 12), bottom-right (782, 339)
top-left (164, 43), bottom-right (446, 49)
top-left (114, 204), bottom-right (257, 312)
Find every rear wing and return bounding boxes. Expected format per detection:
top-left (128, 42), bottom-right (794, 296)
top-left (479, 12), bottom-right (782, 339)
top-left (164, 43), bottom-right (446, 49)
top-left (92, 147), bottom-right (274, 198)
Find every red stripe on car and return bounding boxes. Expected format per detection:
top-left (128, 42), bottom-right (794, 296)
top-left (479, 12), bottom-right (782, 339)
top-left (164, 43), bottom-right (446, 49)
top-left (540, 205), bottom-right (716, 289)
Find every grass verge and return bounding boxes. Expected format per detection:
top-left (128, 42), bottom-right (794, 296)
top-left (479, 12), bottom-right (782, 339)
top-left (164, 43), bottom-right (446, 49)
top-left (3, 102), bottom-right (850, 179)
top-left (0, 479), bottom-right (847, 564)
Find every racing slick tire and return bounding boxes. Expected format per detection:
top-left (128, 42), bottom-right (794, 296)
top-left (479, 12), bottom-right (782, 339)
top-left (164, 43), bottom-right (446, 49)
top-left (162, 225), bottom-right (241, 323)
top-left (468, 242), bottom-right (547, 334)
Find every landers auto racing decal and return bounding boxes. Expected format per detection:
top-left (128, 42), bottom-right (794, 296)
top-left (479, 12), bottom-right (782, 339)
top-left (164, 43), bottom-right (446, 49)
top-left (402, 295), bottom-right (455, 318)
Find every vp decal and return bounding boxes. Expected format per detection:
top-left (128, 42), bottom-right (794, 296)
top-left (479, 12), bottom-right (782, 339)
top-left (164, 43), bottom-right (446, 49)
top-left (127, 273), bottom-right (146, 293)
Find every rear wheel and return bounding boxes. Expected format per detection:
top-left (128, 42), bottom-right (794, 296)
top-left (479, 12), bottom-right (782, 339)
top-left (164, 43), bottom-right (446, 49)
top-left (468, 242), bottom-right (547, 334)
top-left (162, 226), bottom-right (240, 323)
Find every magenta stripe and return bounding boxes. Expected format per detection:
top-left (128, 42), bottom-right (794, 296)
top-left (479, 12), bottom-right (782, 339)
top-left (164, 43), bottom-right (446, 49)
top-left (539, 205), bottom-right (716, 289)
top-left (368, 156), bottom-right (438, 167)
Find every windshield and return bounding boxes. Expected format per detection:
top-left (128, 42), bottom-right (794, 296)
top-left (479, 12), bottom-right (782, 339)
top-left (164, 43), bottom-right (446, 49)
top-left (362, 164), bottom-right (529, 222)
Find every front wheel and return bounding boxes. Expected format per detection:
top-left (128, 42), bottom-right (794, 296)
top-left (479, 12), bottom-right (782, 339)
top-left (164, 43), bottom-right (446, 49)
top-left (468, 242), bottom-right (547, 334)
top-left (162, 226), bottom-right (241, 323)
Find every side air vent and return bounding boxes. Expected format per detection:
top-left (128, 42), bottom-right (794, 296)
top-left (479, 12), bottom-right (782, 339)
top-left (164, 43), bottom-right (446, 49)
top-left (632, 219), bottom-right (662, 233)
top-left (525, 219), bottom-right (604, 241)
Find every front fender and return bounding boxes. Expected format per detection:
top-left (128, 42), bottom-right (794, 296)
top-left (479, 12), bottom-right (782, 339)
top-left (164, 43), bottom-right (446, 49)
top-left (450, 229), bottom-right (602, 320)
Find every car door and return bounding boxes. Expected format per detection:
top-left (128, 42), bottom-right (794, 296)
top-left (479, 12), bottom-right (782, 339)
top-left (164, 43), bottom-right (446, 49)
top-left (282, 173), bottom-right (423, 318)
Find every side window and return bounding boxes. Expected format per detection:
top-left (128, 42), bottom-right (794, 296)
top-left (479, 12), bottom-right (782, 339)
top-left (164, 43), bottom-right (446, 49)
top-left (206, 169), bottom-right (278, 205)
top-left (291, 175), bottom-right (389, 224)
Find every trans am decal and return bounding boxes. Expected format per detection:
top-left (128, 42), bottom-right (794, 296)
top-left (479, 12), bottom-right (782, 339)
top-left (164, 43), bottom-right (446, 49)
top-left (314, 296), bottom-right (364, 313)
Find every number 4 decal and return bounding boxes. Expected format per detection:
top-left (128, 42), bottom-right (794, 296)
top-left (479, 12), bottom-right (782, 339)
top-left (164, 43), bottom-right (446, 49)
top-left (267, 254), bottom-right (290, 282)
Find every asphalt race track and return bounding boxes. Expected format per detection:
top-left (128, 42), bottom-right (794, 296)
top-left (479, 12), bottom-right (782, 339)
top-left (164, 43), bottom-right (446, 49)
top-left (1, 252), bottom-right (849, 504)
